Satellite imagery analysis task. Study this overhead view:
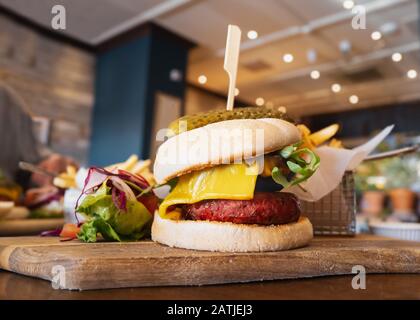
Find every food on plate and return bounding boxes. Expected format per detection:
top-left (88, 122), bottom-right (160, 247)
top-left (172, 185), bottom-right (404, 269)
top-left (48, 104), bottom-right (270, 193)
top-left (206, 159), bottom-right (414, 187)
top-left (41, 156), bottom-right (157, 241)
top-left (297, 124), bottom-right (340, 150)
top-left (53, 165), bottom-right (78, 189)
top-left (152, 114), bottom-right (321, 252)
top-left (40, 222), bottom-right (80, 239)
top-left (74, 167), bottom-right (158, 242)
top-left (54, 155), bottom-right (156, 190)
top-left (0, 169), bottom-right (22, 203)
top-left (106, 156), bottom-right (156, 186)
top-left (24, 186), bottom-right (64, 219)
top-left (2, 206), bottom-right (30, 220)
top-left (0, 201), bottom-right (14, 219)
top-left (59, 223), bottom-right (81, 239)
top-left (329, 138), bottom-right (343, 148)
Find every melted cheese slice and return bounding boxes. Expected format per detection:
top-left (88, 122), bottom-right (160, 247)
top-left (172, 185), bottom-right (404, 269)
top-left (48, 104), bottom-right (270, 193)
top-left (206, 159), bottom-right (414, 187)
top-left (159, 163), bottom-right (258, 219)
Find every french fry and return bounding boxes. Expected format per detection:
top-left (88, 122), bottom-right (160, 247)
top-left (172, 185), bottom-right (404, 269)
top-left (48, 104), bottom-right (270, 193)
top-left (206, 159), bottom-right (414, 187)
top-left (107, 155), bottom-right (157, 185)
top-left (53, 176), bottom-right (76, 189)
top-left (133, 160), bottom-right (156, 185)
top-left (329, 138), bottom-right (343, 148)
top-left (105, 154), bottom-right (138, 172)
top-left (56, 155), bottom-right (157, 190)
top-left (297, 123), bottom-right (342, 150)
top-left (123, 154), bottom-right (139, 171)
top-left (297, 124), bottom-right (311, 136)
top-left (132, 159), bottom-right (151, 175)
top-left (309, 124), bottom-right (339, 146)
top-left (297, 124), bottom-right (316, 150)
top-left (66, 165), bottom-right (77, 177)
top-left (53, 165), bottom-right (78, 189)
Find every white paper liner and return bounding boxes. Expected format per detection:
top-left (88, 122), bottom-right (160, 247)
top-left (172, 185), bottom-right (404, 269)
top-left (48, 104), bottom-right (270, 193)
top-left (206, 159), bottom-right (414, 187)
top-left (283, 125), bottom-right (394, 202)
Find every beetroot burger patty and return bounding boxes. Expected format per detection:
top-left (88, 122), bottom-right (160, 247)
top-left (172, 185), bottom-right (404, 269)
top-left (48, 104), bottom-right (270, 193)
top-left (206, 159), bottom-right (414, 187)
top-left (182, 192), bottom-right (301, 225)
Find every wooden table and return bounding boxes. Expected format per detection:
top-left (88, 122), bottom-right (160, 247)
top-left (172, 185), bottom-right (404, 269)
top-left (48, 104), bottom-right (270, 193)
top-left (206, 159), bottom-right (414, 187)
top-left (1, 271), bottom-right (419, 300)
top-left (1, 234), bottom-right (419, 298)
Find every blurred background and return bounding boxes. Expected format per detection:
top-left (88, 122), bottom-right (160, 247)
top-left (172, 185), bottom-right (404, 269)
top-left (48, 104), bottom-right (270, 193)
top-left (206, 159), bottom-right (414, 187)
top-left (0, 0), bottom-right (419, 234)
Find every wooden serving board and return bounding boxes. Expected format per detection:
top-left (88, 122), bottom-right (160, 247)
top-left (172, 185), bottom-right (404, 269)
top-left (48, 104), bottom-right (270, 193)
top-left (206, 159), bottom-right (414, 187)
top-left (0, 235), bottom-right (418, 290)
top-left (0, 219), bottom-right (64, 236)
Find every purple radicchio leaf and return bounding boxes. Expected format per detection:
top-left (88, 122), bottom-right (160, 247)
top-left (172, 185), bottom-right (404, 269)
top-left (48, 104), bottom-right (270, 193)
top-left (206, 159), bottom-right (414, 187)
top-left (40, 228), bottom-right (62, 237)
top-left (117, 169), bottom-right (150, 189)
top-left (112, 186), bottom-right (127, 211)
top-left (75, 166), bottom-right (152, 220)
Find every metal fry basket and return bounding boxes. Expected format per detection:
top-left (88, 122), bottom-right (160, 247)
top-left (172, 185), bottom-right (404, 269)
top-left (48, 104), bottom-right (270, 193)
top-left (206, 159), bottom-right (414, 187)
top-left (301, 171), bottom-right (356, 236)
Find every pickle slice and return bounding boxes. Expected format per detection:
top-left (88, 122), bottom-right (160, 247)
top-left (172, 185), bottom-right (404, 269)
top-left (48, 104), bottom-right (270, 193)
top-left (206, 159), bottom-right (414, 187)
top-left (168, 107), bottom-right (293, 136)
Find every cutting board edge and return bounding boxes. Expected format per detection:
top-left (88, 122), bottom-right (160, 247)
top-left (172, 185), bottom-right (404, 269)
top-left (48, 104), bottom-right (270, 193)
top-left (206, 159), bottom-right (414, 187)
top-left (4, 268), bottom-right (420, 291)
top-left (4, 246), bottom-right (420, 290)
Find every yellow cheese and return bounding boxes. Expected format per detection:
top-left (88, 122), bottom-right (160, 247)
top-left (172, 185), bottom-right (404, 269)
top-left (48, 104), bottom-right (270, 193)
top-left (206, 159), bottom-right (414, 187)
top-left (159, 163), bottom-right (258, 219)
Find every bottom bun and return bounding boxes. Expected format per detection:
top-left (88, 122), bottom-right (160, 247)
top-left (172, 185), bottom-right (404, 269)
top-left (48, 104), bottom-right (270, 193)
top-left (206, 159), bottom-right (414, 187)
top-left (151, 212), bottom-right (313, 252)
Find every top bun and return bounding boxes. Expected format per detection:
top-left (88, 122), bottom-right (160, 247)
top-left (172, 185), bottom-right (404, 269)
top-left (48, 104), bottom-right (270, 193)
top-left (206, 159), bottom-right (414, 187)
top-left (153, 118), bottom-right (301, 183)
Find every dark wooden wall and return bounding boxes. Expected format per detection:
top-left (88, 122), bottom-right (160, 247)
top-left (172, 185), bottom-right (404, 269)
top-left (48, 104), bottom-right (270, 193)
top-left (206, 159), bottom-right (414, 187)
top-left (90, 24), bottom-right (192, 165)
top-left (0, 12), bottom-right (94, 163)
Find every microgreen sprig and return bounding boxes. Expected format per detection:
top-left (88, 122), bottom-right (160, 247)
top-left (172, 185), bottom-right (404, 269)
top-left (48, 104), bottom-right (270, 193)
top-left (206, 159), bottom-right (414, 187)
top-left (271, 142), bottom-right (320, 189)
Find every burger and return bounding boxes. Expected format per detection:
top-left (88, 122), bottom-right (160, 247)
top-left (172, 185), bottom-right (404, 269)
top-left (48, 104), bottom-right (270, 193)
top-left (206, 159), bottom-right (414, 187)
top-left (152, 114), bottom-right (320, 252)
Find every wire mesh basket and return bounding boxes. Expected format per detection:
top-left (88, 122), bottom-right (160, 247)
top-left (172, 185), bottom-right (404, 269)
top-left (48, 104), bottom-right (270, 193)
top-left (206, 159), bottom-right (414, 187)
top-left (301, 171), bottom-right (356, 236)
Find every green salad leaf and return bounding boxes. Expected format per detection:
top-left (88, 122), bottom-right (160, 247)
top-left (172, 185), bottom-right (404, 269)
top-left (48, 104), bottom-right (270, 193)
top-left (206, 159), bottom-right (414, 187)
top-left (271, 142), bottom-right (320, 189)
top-left (76, 183), bottom-right (152, 242)
top-left (78, 218), bottom-right (121, 242)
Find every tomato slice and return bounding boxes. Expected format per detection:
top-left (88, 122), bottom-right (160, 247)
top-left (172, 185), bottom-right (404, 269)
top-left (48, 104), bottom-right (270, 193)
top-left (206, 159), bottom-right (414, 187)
top-left (138, 194), bottom-right (159, 214)
top-left (59, 223), bottom-right (80, 238)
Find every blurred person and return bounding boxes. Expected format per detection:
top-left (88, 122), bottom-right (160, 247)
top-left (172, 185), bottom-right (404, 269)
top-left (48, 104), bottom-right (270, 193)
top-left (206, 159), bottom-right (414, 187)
top-left (0, 82), bottom-right (78, 190)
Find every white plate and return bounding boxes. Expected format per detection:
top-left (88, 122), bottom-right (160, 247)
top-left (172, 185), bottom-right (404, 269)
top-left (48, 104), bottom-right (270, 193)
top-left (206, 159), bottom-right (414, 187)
top-left (4, 206), bottom-right (29, 220)
top-left (369, 221), bottom-right (420, 242)
top-left (0, 201), bottom-right (14, 219)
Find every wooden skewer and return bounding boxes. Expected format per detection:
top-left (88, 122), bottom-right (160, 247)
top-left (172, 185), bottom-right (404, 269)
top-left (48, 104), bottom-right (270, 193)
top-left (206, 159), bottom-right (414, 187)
top-left (18, 161), bottom-right (56, 177)
top-left (364, 145), bottom-right (419, 162)
top-left (224, 25), bottom-right (241, 111)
